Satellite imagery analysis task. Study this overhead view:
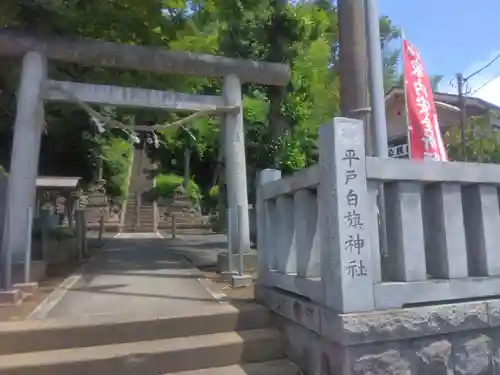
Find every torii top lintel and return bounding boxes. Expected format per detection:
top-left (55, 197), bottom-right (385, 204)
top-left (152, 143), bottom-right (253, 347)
top-left (0, 30), bottom-right (291, 87)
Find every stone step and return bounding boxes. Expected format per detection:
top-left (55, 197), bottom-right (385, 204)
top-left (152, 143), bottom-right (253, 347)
top-left (169, 359), bottom-right (301, 375)
top-left (163, 211), bottom-right (200, 217)
top-left (0, 328), bottom-right (283, 375)
top-left (162, 223), bottom-right (206, 229)
top-left (162, 222), bottom-right (207, 227)
top-left (162, 216), bottom-right (205, 223)
top-left (0, 305), bottom-right (272, 355)
top-left (163, 229), bottom-right (214, 236)
top-left (159, 223), bottom-right (212, 230)
top-left (162, 210), bottom-right (202, 215)
top-left (123, 228), bottom-right (156, 233)
top-left (162, 216), bottom-right (203, 222)
top-left (167, 201), bottom-right (195, 209)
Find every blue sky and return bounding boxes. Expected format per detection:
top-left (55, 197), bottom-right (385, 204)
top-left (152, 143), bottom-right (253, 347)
top-left (379, 0), bottom-right (500, 105)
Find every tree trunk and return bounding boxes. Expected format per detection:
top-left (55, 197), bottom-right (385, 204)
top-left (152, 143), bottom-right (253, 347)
top-left (266, 0), bottom-right (291, 166)
top-left (183, 148), bottom-right (191, 188)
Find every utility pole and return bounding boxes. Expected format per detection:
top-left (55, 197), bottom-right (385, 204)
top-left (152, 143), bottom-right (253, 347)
top-left (337, 0), bottom-right (371, 154)
top-left (456, 73), bottom-right (468, 160)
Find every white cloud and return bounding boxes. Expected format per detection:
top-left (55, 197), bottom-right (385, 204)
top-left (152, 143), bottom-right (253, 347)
top-left (439, 50), bottom-right (500, 107)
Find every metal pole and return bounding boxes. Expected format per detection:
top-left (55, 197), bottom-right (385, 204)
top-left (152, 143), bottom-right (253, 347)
top-left (171, 214), bottom-right (177, 239)
top-left (365, 0), bottom-right (388, 157)
top-left (226, 208), bottom-right (233, 274)
top-left (82, 215), bottom-right (88, 258)
top-left (457, 73), bottom-right (468, 160)
top-left (237, 204), bottom-right (244, 276)
top-left (98, 214), bottom-right (104, 241)
top-left (24, 207), bottom-right (33, 284)
top-left (365, 0), bottom-right (389, 258)
top-left (1, 203), bottom-right (11, 290)
top-left (76, 209), bottom-right (83, 261)
top-left (401, 32), bottom-right (412, 160)
top-left (136, 193), bottom-right (141, 230)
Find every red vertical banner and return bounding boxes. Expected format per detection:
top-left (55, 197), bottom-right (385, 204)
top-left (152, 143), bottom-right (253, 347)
top-left (403, 40), bottom-right (448, 161)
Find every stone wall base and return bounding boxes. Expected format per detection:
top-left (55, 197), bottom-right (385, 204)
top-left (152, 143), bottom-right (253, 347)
top-left (256, 284), bottom-right (500, 374)
top-left (217, 251), bottom-right (257, 273)
top-left (12, 261), bottom-right (46, 284)
top-left (0, 289), bottom-right (22, 306)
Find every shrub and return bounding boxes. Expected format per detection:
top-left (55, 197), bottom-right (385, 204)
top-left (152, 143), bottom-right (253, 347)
top-left (154, 173), bottom-right (201, 203)
top-left (186, 179), bottom-right (202, 202)
top-left (206, 184), bottom-right (220, 212)
top-left (208, 184), bottom-right (219, 198)
top-left (32, 220), bottom-right (75, 242)
top-left (102, 138), bottom-right (133, 199)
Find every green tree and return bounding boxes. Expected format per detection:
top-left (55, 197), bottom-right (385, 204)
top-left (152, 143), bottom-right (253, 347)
top-left (0, 0), bottom-right (406, 208)
top-left (445, 113), bottom-right (500, 163)
top-left (0, 0), bottom-right (195, 199)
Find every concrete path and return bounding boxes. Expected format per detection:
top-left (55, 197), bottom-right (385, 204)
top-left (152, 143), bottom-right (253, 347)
top-left (40, 232), bottom-right (219, 319)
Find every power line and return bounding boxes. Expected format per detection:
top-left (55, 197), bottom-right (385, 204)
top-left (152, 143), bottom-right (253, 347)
top-left (469, 71), bottom-right (500, 96)
top-left (465, 52), bottom-right (500, 81)
top-left (449, 52), bottom-right (500, 88)
top-left (454, 52), bottom-right (500, 160)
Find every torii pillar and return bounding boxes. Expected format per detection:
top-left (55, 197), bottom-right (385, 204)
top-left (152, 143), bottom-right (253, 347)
top-left (1, 51), bottom-right (46, 288)
top-left (222, 74), bottom-right (250, 254)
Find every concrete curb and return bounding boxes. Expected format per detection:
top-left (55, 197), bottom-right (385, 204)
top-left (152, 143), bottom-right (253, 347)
top-left (26, 272), bottom-right (82, 320)
top-left (198, 277), bottom-right (228, 304)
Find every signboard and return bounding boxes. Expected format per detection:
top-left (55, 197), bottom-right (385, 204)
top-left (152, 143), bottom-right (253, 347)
top-left (76, 195), bottom-right (89, 209)
top-left (388, 144), bottom-right (409, 158)
top-left (86, 192), bottom-right (107, 207)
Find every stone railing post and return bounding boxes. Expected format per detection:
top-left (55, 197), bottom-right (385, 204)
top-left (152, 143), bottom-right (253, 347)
top-left (256, 169), bottom-right (281, 278)
top-left (318, 117), bottom-right (375, 312)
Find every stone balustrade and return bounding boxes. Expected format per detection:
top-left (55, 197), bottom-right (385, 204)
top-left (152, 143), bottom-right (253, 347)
top-left (257, 117), bottom-right (500, 313)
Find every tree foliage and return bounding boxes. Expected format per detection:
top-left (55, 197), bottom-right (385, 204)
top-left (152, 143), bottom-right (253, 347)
top-left (0, 0), bottom-right (404, 204)
top-left (445, 112), bottom-right (500, 163)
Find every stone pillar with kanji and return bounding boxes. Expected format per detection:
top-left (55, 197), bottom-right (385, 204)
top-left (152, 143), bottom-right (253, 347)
top-left (318, 117), bottom-right (375, 312)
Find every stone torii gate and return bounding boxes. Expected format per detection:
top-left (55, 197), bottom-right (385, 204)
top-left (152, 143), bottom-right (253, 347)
top-left (0, 31), bottom-right (290, 280)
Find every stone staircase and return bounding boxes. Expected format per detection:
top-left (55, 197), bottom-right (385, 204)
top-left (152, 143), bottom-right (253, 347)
top-left (159, 191), bottom-right (212, 234)
top-left (0, 304), bottom-right (301, 375)
top-left (122, 147), bottom-right (157, 233)
top-left (122, 192), bottom-right (156, 233)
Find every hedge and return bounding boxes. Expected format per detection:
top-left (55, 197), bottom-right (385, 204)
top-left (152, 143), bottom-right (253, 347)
top-left (154, 173), bottom-right (201, 202)
top-left (102, 138), bottom-right (133, 200)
